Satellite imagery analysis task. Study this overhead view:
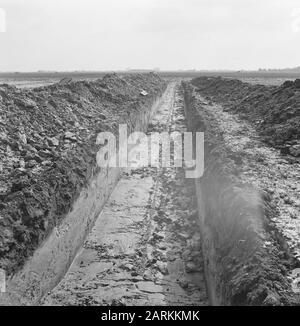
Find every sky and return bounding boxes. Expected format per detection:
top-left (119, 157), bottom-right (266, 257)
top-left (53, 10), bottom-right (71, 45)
top-left (0, 0), bottom-right (299, 71)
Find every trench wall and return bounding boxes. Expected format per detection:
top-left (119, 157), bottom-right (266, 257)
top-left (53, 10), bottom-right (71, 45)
top-left (183, 82), bottom-right (297, 306)
top-left (0, 74), bottom-right (166, 305)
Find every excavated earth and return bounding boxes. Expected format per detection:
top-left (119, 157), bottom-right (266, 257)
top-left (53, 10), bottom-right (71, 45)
top-left (0, 76), bottom-right (210, 306)
top-left (191, 77), bottom-right (300, 159)
top-left (42, 82), bottom-right (208, 306)
top-left (0, 73), bottom-right (165, 274)
top-left (0, 73), bottom-right (167, 304)
top-left (184, 78), bottom-right (300, 305)
top-left (1, 73), bottom-right (300, 306)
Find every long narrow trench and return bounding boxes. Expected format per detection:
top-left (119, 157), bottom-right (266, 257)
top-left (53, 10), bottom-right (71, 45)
top-left (42, 82), bottom-right (209, 306)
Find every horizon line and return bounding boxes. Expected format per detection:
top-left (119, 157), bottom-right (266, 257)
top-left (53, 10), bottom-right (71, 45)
top-left (1, 67), bottom-right (300, 74)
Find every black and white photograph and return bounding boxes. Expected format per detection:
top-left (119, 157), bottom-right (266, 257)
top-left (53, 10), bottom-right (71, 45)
top-left (0, 0), bottom-right (300, 311)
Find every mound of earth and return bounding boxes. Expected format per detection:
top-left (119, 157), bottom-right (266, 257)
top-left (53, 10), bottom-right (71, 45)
top-left (0, 73), bottom-right (166, 275)
top-left (191, 77), bottom-right (300, 158)
top-left (183, 82), bottom-right (300, 306)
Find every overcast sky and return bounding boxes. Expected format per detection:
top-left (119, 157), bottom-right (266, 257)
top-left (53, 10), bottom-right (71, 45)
top-left (0, 0), bottom-right (299, 71)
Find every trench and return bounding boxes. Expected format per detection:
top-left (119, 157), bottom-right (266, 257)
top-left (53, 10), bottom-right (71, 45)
top-left (3, 77), bottom-right (295, 306)
top-left (39, 81), bottom-right (209, 306)
top-left (1, 77), bottom-right (165, 306)
top-left (183, 82), bottom-right (300, 306)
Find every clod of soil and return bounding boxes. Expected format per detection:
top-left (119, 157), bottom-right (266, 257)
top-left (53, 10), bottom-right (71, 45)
top-left (191, 77), bottom-right (300, 160)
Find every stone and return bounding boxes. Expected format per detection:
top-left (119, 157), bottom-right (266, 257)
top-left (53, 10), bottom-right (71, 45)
top-left (26, 160), bottom-right (37, 168)
top-left (24, 144), bottom-right (38, 153)
top-left (48, 137), bottom-right (59, 147)
top-left (19, 159), bottom-right (25, 169)
top-left (38, 149), bottom-right (52, 157)
top-left (155, 261), bottom-right (168, 275)
top-left (152, 231), bottom-right (164, 241)
top-left (18, 133), bottom-right (27, 145)
top-left (15, 98), bottom-right (37, 109)
top-left (182, 249), bottom-right (192, 261)
top-left (284, 197), bottom-right (294, 205)
top-left (98, 114), bottom-right (107, 120)
top-left (123, 263), bottom-right (134, 271)
top-left (158, 244), bottom-right (167, 251)
top-left (288, 207), bottom-right (299, 220)
top-left (178, 279), bottom-right (189, 289)
top-left (294, 79), bottom-right (300, 89)
top-left (59, 77), bottom-right (73, 85)
top-left (41, 160), bottom-right (52, 166)
top-left (137, 282), bottom-right (163, 293)
top-left (64, 131), bottom-right (77, 141)
top-left (186, 262), bottom-right (200, 273)
top-left (0, 132), bottom-right (8, 142)
top-left (290, 144), bottom-right (300, 157)
top-left (143, 270), bottom-right (153, 281)
top-left (282, 80), bottom-right (294, 89)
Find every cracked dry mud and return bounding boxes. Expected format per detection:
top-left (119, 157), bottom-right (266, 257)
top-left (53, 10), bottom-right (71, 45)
top-left (42, 82), bottom-right (209, 306)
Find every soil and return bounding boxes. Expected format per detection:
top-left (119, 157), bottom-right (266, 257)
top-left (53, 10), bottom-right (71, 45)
top-left (191, 77), bottom-right (300, 159)
top-left (184, 80), bottom-right (300, 305)
top-left (42, 82), bottom-right (208, 306)
top-left (1, 73), bottom-right (299, 306)
top-left (0, 73), bottom-right (166, 276)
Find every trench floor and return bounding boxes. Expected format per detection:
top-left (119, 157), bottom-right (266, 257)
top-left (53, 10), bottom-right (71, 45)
top-left (42, 82), bottom-right (209, 306)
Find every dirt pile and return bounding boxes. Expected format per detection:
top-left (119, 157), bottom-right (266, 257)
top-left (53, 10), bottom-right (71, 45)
top-left (0, 73), bottom-right (166, 276)
top-left (191, 77), bottom-right (300, 158)
top-left (183, 82), bottom-right (299, 306)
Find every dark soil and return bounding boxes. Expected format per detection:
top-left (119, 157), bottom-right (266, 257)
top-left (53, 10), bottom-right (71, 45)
top-left (0, 73), bottom-right (166, 275)
top-left (191, 77), bottom-right (300, 159)
top-left (183, 82), bottom-right (300, 306)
